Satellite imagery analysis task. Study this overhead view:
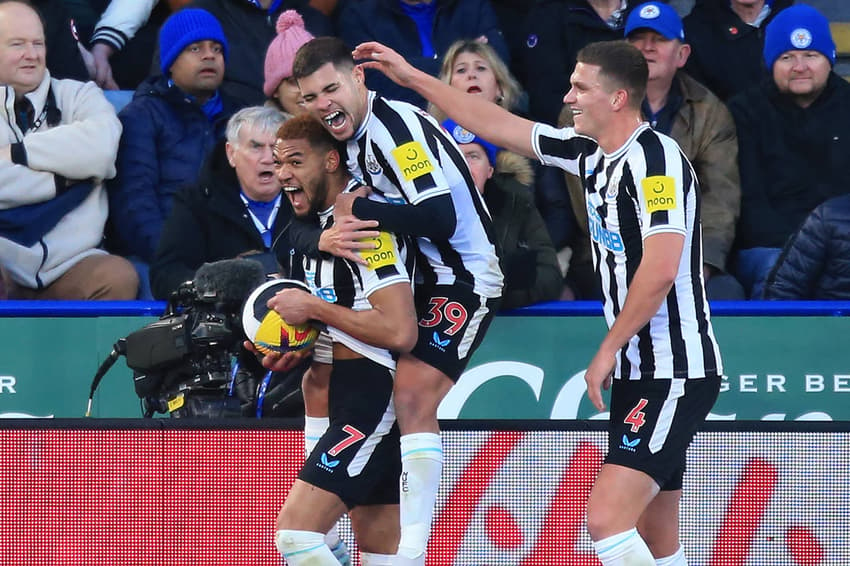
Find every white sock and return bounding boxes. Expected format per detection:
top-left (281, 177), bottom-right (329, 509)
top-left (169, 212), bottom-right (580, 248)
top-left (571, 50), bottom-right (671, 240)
top-left (274, 529), bottom-right (339, 565)
top-left (397, 432), bottom-right (443, 562)
top-left (303, 417), bottom-right (347, 562)
top-left (593, 528), bottom-right (656, 566)
top-left (304, 416), bottom-right (330, 458)
top-left (656, 546), bottom-right (687, 566)
top-left (360, 552), bottom-right (396, 565)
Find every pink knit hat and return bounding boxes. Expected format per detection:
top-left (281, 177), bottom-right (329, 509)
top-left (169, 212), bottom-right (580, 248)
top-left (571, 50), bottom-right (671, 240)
top-left (263, 10), bottom-right (315, 97)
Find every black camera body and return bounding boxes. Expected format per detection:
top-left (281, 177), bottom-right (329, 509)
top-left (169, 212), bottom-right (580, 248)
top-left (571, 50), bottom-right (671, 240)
top-left (126, 283), bottom-right (239, 391)
top-left (86, 259), bottom-right (306, 419)
top-left (125, 281), bottom-right (246, 416)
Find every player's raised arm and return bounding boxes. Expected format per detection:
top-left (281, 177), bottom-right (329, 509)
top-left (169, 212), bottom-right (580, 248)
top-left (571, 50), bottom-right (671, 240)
top-left (353, 41), bottom-right (537, 159)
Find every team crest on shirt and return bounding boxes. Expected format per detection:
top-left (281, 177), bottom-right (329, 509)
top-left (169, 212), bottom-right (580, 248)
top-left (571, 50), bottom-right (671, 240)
top-left (391, 141), bottom-right (434, 182)
top-left (365, 153), bottom-right (382, 175)
top-left (641, 175), bottom-right (676, 213)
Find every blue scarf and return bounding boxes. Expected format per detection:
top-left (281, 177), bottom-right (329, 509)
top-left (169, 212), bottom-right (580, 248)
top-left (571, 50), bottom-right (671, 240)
top-left (247, 0), bottom-right (283, 12)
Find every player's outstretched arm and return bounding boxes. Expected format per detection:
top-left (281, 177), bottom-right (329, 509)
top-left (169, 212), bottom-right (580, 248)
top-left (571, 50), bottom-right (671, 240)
top-left (269, 282), bottom-right (418, 354)
top-left (353, 41), bottom-right (537, 159)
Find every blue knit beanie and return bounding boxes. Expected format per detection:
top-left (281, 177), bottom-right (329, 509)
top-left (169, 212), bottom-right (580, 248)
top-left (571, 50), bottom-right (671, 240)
top-left (442, 119), bottom-right (500, 166)
top-left (159, 8), bottom-right (229, 75)
top-left (763, 4), bottom-right (836, 70)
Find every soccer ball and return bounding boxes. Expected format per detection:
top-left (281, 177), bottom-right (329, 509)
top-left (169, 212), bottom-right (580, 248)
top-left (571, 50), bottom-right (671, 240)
top-left (242, 278), bottom-right (320, 354)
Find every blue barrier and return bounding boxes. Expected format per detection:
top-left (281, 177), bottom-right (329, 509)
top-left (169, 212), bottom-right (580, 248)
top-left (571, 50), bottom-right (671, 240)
top-left (1, 299), bottom-right (849, 318)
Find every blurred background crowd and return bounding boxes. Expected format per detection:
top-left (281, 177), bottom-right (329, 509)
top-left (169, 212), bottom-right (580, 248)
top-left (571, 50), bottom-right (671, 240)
top-left (0, 0), bottom-right (848, 305)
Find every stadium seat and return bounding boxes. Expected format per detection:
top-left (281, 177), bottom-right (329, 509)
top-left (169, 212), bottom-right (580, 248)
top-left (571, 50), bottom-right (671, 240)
top-left (830, 22), bottom-right (850, 81)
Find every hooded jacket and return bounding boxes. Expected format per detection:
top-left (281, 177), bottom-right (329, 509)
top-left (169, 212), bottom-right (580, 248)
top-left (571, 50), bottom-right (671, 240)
top-left (486, 151), bottom-right (563, 309)
top-left (107, 75), bottom-right (241, 263)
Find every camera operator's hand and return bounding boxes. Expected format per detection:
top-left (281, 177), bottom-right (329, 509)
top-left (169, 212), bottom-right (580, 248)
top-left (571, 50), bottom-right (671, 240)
top-left (319, 214), bottom-right (379, 266)
top-left (243, 340), bottom-right (311, 372)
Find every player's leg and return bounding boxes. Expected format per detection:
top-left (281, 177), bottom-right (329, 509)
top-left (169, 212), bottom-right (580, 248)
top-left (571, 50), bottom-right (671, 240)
top-left (349, 503), bottom-right (401, 564)
top-left (586, 464), bottom-right (659, 565)
top-left (393, 287), bottom-right (498, 564)
top-left (393, 355), bottom-right (453, 564)
top-left (638, 489), bottom-right (685, 564)
top-left (303, 341), bottom-right (351, 564)
top-left (275, 479), bottom-right (347, 565)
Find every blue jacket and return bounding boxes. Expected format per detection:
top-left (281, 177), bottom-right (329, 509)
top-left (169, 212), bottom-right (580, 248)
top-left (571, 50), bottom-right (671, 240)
top-left (338, 0), bottom-right (508, 108)
top-left (107, 76), bottom-right (240, 263)
top-left (764, 194), bottom-right (850, 300)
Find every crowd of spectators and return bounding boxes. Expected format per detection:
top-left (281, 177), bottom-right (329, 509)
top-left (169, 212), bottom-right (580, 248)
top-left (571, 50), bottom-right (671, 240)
top-left (0, 0), bottom-right (848, 304)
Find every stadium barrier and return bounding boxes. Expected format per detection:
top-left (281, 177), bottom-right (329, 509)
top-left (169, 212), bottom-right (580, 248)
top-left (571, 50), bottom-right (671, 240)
top-left (0, 419), bottom-right (846, 565)
top-left (0, 300), bottom-right (849, 420)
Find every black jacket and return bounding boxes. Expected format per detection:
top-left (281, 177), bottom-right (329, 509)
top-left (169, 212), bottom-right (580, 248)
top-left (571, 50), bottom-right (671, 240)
top-left (683, 0), bottom-right (792, 101)
top-left (150, 142), bottom-right (293, 300)
top-left (728, 73), bottom-right (850, 250)
top-left (486, 152), bottom-right (563, 309)
top-left (764, 194), bottom-right (850, 300)
top-left (518, 0), bottom-right (638, 124)
top-left (35, 0), bottom-right (90, 82)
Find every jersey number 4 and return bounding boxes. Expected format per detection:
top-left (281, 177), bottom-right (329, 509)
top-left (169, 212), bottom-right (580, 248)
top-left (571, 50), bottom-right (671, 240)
top-left (624, 399), bottom-right (649, 433)
top-left (419, 297), bottom-right (468, 336)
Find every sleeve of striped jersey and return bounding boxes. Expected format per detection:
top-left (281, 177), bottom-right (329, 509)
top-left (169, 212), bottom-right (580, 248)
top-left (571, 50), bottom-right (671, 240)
top-left (357, 233), bottom-right (411, 298)
top-left (633, 141), bottom-right (688, 238)
top-left (374, 103), bottom-right (451, 206)
top-left (531, 122), bottom-right (592, 176)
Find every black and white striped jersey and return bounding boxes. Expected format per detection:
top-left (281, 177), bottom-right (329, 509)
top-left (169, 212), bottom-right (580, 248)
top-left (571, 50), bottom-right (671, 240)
top-left (302, 182), bottom-right (415, 369)
top-left (531, 122), bottom-right (722, 381)
top-left (345, 91), bottom-right (503, 299)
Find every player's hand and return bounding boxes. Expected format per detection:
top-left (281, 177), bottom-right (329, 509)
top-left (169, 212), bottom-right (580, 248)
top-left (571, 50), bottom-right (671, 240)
top-left (584, 349), bottom-right (616, 411)
top-left (243, 340), bottom-right (311, 372)
top-left (268, 288), bottom-right (316, 325)
top-left (90, 43), bottom-right (120, 90)
top-left (319, 214), bottom-right (379, 265)
top-left (352, 42), bottom-right (417, 87)
top-left (334, 185), bottom-right (371, 218)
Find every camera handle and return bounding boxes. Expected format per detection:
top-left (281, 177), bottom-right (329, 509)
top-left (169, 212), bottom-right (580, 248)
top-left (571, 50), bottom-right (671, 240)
top-left (85, 339), bottom-right (127, 417)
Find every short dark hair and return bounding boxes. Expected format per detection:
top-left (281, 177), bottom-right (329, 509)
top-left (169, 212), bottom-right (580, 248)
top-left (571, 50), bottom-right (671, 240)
top-left (292, 36), bottom-right (354, 81)
top-left (577, 41), bottom-right (648, 110)
top-left (275, 113), bottom-right (338, 154)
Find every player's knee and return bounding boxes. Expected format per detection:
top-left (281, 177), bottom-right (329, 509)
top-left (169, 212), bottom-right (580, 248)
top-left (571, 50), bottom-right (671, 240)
top-left (586, 506), bottom-right (617, 541)
top-left (302, 363), bottom-right (331, 395)
top-left (274, 529), bottom-right (326, 558)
